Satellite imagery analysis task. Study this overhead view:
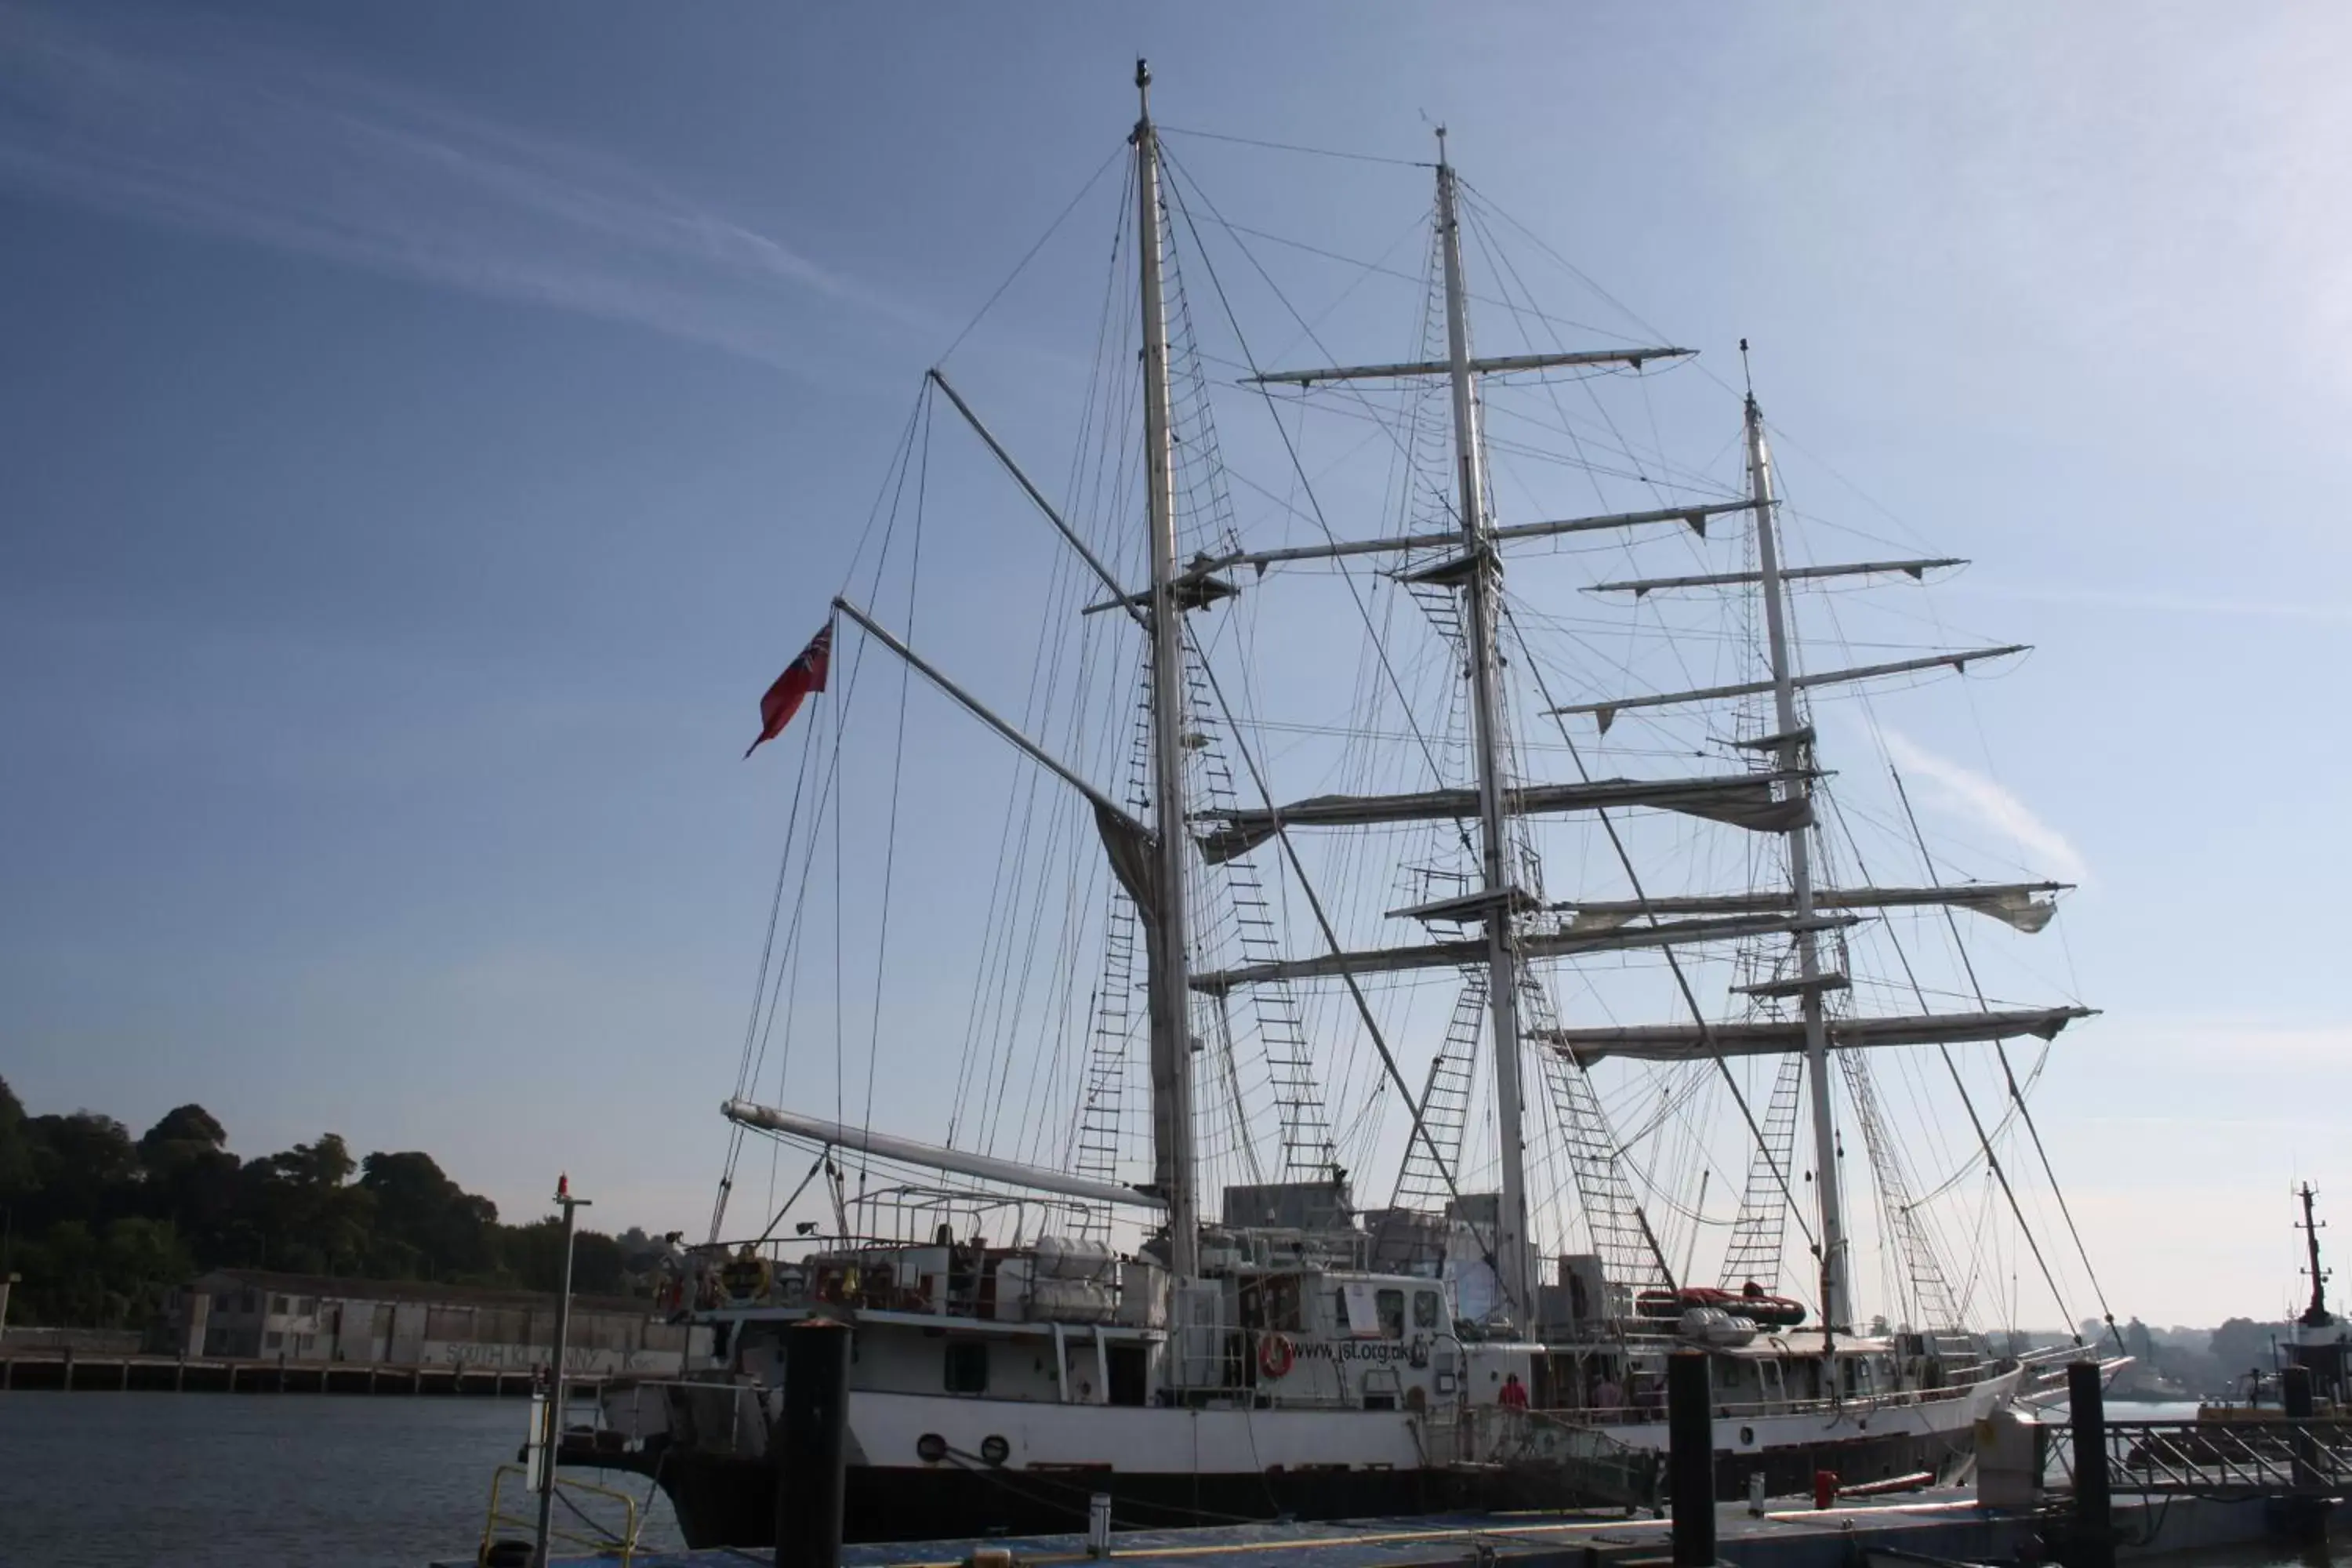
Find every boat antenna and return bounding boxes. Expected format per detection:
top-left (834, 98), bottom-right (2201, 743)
top-left (1739, 336), bottom-right (1755, 399)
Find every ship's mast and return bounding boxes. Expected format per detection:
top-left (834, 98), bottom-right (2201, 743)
top-left (1743, 376), bottom-right (1853, 1331)
top-left (2299, 1183), bottom-right (2331, 1327)
top-left (1134, 60), bottom-right (1200, 1284)
top-left (1436, 136), bottom-right (1530, 1320)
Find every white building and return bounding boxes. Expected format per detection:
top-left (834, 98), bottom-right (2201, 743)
top-left (153, 1269), bottom-right (702, 1374)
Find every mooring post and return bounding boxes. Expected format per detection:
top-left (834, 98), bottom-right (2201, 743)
top-left (1668, 1350), bottom-right (1717, 1567)
top-left (2067, 1359), bottom-right (2114, 1568)
top-left (776, 1318), bottom-right (851, 1568)
top-left (2285, 1363), bottom-right (2318, 1480)
top-left (2280, 1362), bottom-right (2326, 1541)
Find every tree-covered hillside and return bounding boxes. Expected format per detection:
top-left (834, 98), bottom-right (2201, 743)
top-left (0, 1077), bottom-right (666, 1328)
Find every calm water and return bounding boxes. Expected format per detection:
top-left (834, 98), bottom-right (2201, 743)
top-left (0, 1392), bottom-right (681, 1567)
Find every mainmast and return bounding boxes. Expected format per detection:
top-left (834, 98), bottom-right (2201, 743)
top-left (1742, 374), bottom-right (1853, 1330)
top-left (1436, 136), bottom-right (1531, 1320)
top-left (1134, 60), bottom-right (1200, 1284)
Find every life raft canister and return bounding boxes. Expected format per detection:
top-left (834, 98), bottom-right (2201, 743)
top-left (1258, 1332), bottom-right (1296, 1379)
top-left (719, 1247), bottom-right (771, 1303)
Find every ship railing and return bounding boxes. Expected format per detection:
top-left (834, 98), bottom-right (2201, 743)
top-left (594, 1374), bottom-right (770, 1458)
top-left (477, 1462), bottom-right (642, 1565)
top-left (1433, 1405), bottom-right (1659, 1508)
top-left (1554, 1377), bottom-right (1989, 1425)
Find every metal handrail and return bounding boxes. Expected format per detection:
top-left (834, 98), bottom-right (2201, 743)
top-left (2041, 1417), bottom-right (2352, 1497)
top-left (479, 1462), bottom-right (642, 1566)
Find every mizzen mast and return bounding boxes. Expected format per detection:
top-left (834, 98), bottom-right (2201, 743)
top-left (1436, 133), bottom-right (1531, 1320)
top-left (1134, 60), bottom-right (1200, 1285)
top-left (1742, 361), bottom-right (1853, 1331)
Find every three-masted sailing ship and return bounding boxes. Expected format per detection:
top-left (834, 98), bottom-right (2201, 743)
top-left (573, 65), bottom-right (2103, 1548)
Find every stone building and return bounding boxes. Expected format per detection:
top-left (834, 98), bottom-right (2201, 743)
top-left (151, 1269), bottom-right (701, 1374)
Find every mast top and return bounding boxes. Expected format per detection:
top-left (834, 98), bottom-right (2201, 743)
top-left (1434, 124), bottom-right (1448, 170)
top-left (1135, 57), bottom-right (1152, 122)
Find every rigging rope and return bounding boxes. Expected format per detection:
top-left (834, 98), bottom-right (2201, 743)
top-left (1501, 602), bottom-right (1820, 1266)
top-left (1889, 766), bottom-right (2122, 1349)
top-left (856, 394), bottom-right (932, 1179)
top-left (1159, 124), bottom-right (1433, 169)
top-left (712, 390), bottom-right (929, 1241)
top-left (1835, 775), bottom-right (2089, 1342)
top-left (1185, 634), bottom-right (1508, 1288)
top-left (938, 143), bottom-right (1126, 365)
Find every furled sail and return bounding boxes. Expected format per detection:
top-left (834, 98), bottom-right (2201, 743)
top-left (1562, 881), bottom-right (2067, 935)
top-left (1540, 1005), bottom-right (2096, 1065)
top-left (1191, 911), bottom-right (1859, 993)
top-left (1194, 773), bottom-right (1811, 865)
top-left (1093, 801), bottom-right (1160, 922)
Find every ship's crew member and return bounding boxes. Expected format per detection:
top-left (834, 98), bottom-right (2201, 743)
top-left (1497, 1372), bottom-right (1529, 1410)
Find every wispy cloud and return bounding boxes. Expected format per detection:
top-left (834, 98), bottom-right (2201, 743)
top-left (1879, 725), bottom-right (2088, 883)
top-left (0, 3), bottom-right (916, 367)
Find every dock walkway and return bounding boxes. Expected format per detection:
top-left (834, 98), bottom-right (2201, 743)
top-left (503, 1494), bottom-right (2041, 1568)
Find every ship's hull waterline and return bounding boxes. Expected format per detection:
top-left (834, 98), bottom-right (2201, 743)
top-left (579, 1369), bottom-right (2018, 1549)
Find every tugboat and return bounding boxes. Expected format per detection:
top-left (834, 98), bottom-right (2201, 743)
top-left (570, 63), bottom-right (2100, 1548)
top-left (2198, 1185), bottom-right (2347, 1426)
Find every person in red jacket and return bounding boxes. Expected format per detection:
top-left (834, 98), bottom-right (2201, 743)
top-left (1497, 1372), bottom-right (1530, 1410)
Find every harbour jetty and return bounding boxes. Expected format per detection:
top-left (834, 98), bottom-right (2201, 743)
top-left (494, 1490), bottom-right (2278, 1568)
top-left (2, 1266), bottom-right (701, 1395)
top-left (1, 1345), bottom-right (607, 1396)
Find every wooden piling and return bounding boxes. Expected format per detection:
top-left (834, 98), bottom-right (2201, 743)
top-left (2067, 1359), bottom-right (2113, 1568)
top-left (1667, 1351), bottom-right (1715, 1568)
top-left (776, 1319), bottom-right (852, 1568)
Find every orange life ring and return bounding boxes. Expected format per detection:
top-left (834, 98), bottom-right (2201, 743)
top-left (1258, 1332), bottom-right (1296, 1379)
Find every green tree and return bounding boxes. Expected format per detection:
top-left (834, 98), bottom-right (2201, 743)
top-left (137, 1105), bottom-right (228, 1167)
top-left (0, 1076), bottom-right (36, 1204)
top-left (360, 1151), bottom-right (498, 1279)
top-left (503, 1218), bottom-right (627, 1295)
top-left (23, 1112), bottom-right (138, 1233)
top-left (2209, 1318), bottom-right (2287, 1381)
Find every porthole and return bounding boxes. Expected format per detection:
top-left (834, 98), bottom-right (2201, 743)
top-left (979, 1433), bottom-right (1011, 1466)
top-left (1739, 1425), bottom-right (1755, 1446)
top-left (916, 1432), bottom-right (948, 1464)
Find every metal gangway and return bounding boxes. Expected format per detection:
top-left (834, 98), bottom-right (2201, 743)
top-left (2045, 1414), bottom-right (2352, 1500)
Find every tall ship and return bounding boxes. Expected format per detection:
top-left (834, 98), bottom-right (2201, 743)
top-left (575, 65), bottom-right (2103, 1548)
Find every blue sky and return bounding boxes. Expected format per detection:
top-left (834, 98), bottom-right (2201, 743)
top-left (5, 1), bottom-right (2349, 1325)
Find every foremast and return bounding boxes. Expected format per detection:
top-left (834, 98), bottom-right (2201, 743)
top-left (1134, 61), bottom-right (1200, 1287)
top-left (1435, 140), bottom-right (1532, 1321)
top-left (1741, 380), bottom-right (1853, 1331)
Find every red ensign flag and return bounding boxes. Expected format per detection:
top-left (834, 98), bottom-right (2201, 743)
top-left (743, 622), bottom-right (833, 758)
